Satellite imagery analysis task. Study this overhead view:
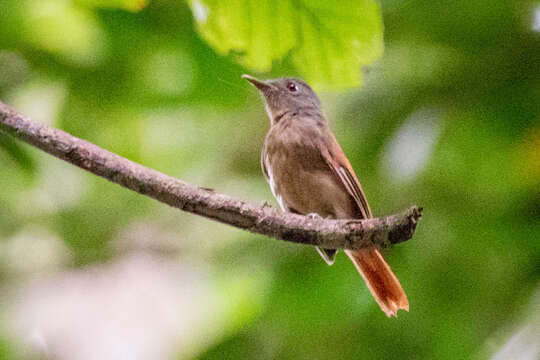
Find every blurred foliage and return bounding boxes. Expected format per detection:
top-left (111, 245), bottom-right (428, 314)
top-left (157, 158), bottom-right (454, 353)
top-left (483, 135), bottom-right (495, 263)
top-left (0, 0), bottom-right (539, 359)
top-left (77, 0), bottom-right (148, 11)
top-left (187, 0), bottom-right (383, 89)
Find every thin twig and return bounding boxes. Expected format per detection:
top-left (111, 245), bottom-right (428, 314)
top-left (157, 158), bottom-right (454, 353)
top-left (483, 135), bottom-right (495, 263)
top-left (0, 101), bottom-right (422, 250)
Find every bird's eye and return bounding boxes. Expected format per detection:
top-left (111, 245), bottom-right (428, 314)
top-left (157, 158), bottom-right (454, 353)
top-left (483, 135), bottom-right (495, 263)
top-left (287, 82), bottom-right (298, 92)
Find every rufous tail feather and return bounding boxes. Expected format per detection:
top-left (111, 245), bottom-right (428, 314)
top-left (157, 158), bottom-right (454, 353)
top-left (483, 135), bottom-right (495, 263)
top-left (345, 248), bottom-right (409, 317)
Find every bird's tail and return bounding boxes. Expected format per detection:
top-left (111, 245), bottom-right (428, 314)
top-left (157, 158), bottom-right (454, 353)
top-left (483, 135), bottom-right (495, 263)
top-left (345, 248), bottom-right (409, 317)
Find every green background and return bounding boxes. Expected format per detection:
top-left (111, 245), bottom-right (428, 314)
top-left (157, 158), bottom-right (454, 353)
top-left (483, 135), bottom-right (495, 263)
top-left (0, 0), bottom-right (538, 359)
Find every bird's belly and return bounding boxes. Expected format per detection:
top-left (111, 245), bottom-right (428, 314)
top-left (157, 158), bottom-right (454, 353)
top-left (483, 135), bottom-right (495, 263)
top-left (266, 155), bottom-right (355, 219)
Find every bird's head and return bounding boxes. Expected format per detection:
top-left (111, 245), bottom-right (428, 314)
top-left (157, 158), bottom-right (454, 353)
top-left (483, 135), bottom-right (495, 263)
top-left (243, 75), bottom-right (322, 124)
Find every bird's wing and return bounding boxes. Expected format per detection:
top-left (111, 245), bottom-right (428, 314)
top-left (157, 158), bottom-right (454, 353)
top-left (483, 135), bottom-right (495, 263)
top-left (320, 133), bottom-right (373, 219)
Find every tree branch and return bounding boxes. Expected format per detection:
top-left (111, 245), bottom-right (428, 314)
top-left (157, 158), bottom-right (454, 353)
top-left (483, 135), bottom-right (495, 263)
top-left (0, 101), bottom-right (422, 250)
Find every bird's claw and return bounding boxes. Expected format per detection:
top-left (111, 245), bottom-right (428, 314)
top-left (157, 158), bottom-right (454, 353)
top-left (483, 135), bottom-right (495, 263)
top-left (306, 212), bottom-right (323, 220)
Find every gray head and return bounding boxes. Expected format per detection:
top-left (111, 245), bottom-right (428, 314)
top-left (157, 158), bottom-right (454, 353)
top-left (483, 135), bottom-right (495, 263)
top-left (242, 75), bottom-right (322, 124)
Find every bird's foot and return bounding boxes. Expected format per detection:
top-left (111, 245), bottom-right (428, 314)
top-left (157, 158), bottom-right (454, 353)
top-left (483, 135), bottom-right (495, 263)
top-left (305, 212), bottom-right (323, 220)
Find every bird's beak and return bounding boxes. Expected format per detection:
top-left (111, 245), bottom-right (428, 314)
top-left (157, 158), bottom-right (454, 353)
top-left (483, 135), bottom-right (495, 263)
top-left (242, 74), bottom-right (274, 92)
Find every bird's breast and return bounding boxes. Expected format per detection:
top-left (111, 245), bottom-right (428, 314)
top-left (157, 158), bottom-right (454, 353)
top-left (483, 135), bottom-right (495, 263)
top-left (262, 125), bottom-right (356, 218)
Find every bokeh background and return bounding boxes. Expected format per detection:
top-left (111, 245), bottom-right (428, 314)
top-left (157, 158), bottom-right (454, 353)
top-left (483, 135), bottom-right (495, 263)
top-left (1, 0), bottom-right (539, 359)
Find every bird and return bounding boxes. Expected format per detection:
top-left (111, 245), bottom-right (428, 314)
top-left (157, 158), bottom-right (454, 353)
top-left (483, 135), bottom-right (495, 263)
top-left (243, 74), bottom-right (409, 317)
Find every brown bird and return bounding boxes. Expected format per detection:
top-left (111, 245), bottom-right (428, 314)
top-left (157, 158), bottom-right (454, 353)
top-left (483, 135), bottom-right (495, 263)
top-left (243, 74), bottom-right (409, 317)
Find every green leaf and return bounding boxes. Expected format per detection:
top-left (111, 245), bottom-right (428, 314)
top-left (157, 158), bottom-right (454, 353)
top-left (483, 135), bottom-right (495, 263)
top-left (187, 0), bottom-right (383, 89)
